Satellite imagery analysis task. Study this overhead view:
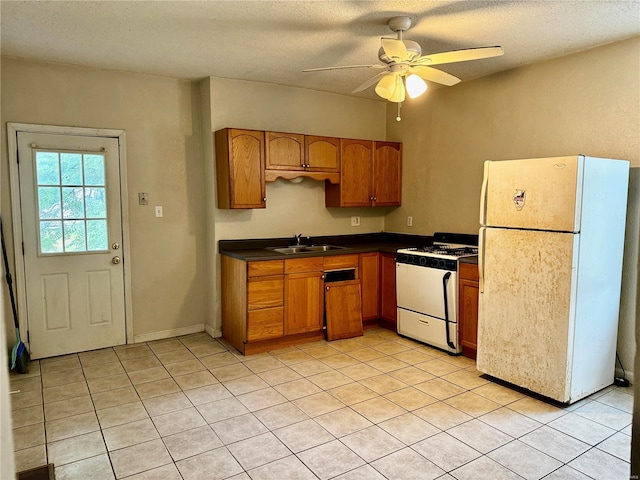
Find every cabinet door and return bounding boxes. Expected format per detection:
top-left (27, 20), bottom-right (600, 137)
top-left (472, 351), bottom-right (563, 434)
top-left (340, 139), bottom-right (374, 206)
top-left (325, 280), bottom-right (363, 341)
top-left (284, 271), bottom-right (324, 335)
top-left (359, 252), bottom-right (379, 321)
top-left (373, 141), bottom-right (402, 206)
top-left (247, 276), bottom-right (284, 310)
top-left (379, 253), bottom-right (397, 328)
top-left (458, 278), bottom-right (479, 358)
top-left (305, 136), bottom-right (340, 172)
top-left (248, 307), bottom-right (284, 341)
top-left (265, 132), bottom-right (304, 170)
top-left (215, 129), bottom-right (266, 209)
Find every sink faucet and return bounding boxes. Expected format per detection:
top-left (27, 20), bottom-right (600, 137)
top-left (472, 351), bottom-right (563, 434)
top-left (294, 234), bottom-right (302, 245)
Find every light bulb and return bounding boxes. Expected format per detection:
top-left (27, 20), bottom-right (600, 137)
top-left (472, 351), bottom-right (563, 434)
top-left (375, 75), bottom-right (396, 99)
top-left (406, 74), bottom-right (428, 98)
top-left (389, 76), bottom-right (405, 103)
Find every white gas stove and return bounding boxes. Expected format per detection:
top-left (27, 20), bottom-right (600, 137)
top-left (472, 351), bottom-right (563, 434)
top-left (396, 233), bottom-right (478, 354)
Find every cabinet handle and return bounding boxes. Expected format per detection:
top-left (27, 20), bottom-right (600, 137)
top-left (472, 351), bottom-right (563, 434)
top-left (326, 286), bottom-right (330, 291)
top-left (321, 274), bottom-right (325, 279)
top-left (263, 197), bottom-right (266, 202)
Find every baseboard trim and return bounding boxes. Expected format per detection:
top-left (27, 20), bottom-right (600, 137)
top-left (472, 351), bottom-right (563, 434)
top-left (133, 324), bottom-right (205, 343)
top-left (205, 325), bottom-right (222, 338)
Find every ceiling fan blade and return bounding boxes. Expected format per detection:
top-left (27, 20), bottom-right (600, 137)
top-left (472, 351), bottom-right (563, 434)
top-left (410, 66), bottom-right (461, 86)
top-left (352, 71), bottom-right (389, 93)
top-left (381, 38), bottom-right (408, 60)
top-left (414, 46), bottom-right (504, 66)
top-left (302, 65), bottom-right (386, 72)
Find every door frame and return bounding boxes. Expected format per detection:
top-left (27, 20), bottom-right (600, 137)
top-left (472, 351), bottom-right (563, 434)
top-left (7, 122), bottom-right (134, 349)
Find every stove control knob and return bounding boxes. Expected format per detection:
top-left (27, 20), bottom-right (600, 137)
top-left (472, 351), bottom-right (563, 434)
top-left (419, 257), bottom-right (427, 266)
top-left (438, 260), bottom-right (445, 268)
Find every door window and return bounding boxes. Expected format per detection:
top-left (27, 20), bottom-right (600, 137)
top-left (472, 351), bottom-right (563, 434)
top-left (35, 150), bottom-right (108, 254)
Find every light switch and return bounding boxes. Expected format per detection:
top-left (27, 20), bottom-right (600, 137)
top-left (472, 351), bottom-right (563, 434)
top-left (351, 216), bottom-right (360, 227)
top-left (155, 206), bottom-right (163, 218)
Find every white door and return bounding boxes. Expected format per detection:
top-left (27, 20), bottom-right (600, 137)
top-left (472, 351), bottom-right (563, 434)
top-left (17, 132), bottom-right (126, 359)
top-left (477, 226), bottom-right (579, 402)
top-left (480, 155), bottom-right (582, 232)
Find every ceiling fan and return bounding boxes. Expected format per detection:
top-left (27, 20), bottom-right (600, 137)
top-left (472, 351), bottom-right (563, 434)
top-left (303, 16), bottom-right (504, 104)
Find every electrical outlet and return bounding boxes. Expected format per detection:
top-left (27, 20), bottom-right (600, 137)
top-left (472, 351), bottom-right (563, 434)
top-left (351, 216), bottom-right (361, 227)
top-left (138, 193), bottom-right (148, 205)
top-left (407, 216), bottom-right (413, 227)
top-left (155, 206), bottom-right (163, 218)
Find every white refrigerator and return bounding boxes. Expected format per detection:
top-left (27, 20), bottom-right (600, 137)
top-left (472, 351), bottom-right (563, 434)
top-left (477, 155), bottom-right (629, 404)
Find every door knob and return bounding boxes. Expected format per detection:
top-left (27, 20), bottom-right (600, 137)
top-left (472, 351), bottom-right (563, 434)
top-left (111, 242), bottom-right (120, 250)
top-left (112, 256), bottom-right (121, 265)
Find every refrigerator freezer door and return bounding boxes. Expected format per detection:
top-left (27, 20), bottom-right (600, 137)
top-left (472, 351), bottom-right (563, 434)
top-left (477, 227), bottom-right (578, 402)
top-left (481, 156), bottom-right (582, 232)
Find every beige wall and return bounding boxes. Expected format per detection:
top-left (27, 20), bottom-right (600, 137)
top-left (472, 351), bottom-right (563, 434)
top-left (203, 76), bottom-right (388, 331)
top-left (1, 57), bottom-right (207, 343)
top-left (385, 37), bottom-right (640, 378)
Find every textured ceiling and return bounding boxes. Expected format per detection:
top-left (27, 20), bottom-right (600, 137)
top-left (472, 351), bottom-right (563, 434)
top-left (2, 1), bottom-right (639, 100)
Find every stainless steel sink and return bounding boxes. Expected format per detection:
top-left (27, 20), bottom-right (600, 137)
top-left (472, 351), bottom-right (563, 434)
top-left (268, 245), bottom-right (348, 255)
top-left (303, 245), bottom-right (347, 252)
top-left (271, 246), bottom-right (308, 254)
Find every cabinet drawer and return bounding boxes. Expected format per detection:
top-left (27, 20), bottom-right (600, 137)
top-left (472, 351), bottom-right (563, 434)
top-left (247, 307), bottom-right (284, 341)
top-left (324, 254), bottom-right (359, 270)
top-left (284, 257), bottom-right (324, 274)
top-left (248, 260), bottom-right (284, 277)
top-left (459, 262), bottom-right (479, 282)
top-left (248, 276), bottom-right (283, 309)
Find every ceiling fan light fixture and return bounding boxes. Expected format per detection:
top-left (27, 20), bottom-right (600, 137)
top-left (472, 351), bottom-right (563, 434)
top-left (406, 74), bottom-right (428, 98)
top-left (389, 75), bottom-right (406, 103)
top-left (375, 74), bottom-right (396, 99)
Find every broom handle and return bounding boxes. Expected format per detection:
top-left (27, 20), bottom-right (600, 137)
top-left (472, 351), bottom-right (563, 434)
top-left (0, 217), bottom-right (20, 329)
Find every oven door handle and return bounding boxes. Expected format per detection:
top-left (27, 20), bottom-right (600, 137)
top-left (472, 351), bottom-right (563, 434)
top-left (442, 271), bottom-right (455, 350)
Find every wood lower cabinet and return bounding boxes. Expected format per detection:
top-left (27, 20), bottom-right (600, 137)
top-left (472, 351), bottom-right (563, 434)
top-left (359, 252), bottom-right (380, 322)
top-left (459, 262), bottom-right (479, 359)
top-left (221, 257), bottom-right (284, 354)
top-left (379, 253), bottom-right (397, 330)
top-left (284, 257), bottom-right (325, 336)
top-left (325, 279), bottom-right (362, 341)
top-left (215, 128), bottom-right (266, 209)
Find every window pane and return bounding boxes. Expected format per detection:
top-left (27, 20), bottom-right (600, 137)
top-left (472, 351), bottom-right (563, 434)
top-left (38, 187), bottom-right (61, 219)
top-left (40, 221), bottom-right (63, 253)
top-left (85, 187), bottom-right (107, 218)
top-left (87, 220), bottom-right (108, 251)
top-left (84, 154), bottom-right (105, 186)
top-left (36, 152), bottom-right (60, 185)
top-left (62, 187), bottom-right (85, 219)
top-left (60, 153), bottom-right (83, 185)
top-left (63, 220), bottom-right (86, 252)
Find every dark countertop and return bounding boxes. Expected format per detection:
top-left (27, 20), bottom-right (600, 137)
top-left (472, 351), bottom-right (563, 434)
top-left (460, 256), bottom-right (478, 265)
top-left (219, 232), bottom-right (433, 261)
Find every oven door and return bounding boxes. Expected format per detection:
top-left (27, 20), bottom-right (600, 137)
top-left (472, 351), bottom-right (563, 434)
top-left (396, 263), bottom-right (458, 322)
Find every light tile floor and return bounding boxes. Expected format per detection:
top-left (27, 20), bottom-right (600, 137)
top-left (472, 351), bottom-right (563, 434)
top-left (9, 328), bottom-right (632, 480)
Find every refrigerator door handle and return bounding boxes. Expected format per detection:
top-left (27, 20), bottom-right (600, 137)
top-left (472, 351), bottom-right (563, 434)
top-left (479, 160), bottom-right (490, 226)
top-left (479, 227), bottom-right (486, 294)
top-left (442, 271), bottom-right (455, 349)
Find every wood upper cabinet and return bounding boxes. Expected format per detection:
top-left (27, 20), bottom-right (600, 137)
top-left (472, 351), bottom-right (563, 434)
top-left (373, 142), bottom-right (402, 206)
top-left (379, 252), bottom-right (397, 329)
top-left (265, 132), bottom-right (305, 171)
top-left (459, 262), bottom-right (479, 359)
top-left (359, 252), bottom-right (380, 321)
top-left (325, 139), bottom-right (401, 207)
top-left (215, 128), bottom-right (266, 209)
top-left (305, 136), bottom-right (340, 172)
top-left (284, 258), bottom-right (324, 336)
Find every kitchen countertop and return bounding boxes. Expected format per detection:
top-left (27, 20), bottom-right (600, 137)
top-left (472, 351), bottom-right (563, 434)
top-left (219, 232), bottom-right (433, 261)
